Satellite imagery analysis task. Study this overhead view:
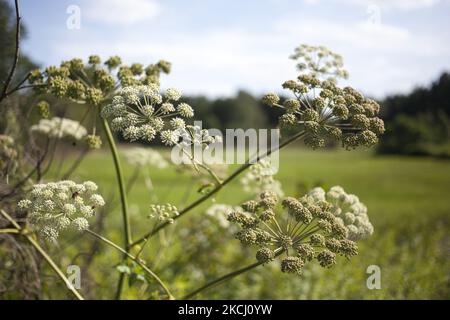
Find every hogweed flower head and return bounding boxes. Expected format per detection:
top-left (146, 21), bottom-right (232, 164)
top-left (28, 56), bottom-right (172, 107)
top-left (307, 186), bottom-right (374, 240)
top-left (263, 44), bottom-right (384, 150)
top-left (31, 117), bottom-right (87, 141)
top-left (18, 180), bottom-right (105, 243)
top-left (290, 44), bottom-right (349, 81)
top-left (175, 124), bottom-right (222, 150)
top-left (228, 185), bottom-right (373, 275)
top-left (148, 203), bottom-right (179, 224)
top-left (101, 85), bottom-right (198, 144)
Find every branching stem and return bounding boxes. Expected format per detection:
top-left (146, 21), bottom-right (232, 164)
top-left (130, 130), bottom-right (308, 247)
top-left (182, 249), bottom-right (284, 299)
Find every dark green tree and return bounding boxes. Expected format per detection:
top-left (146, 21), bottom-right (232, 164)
top-left (378, 72), bottom-right (450, 157)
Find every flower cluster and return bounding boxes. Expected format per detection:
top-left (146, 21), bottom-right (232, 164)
top-left (290, 44), bottom-right (348, 81)
top-left (123, 147), bottom-right (168, 169)
top-left (100, 85), bottom-right (195, 143)
top-left (306, 186), bottom-right (373, 240)
top-left (31, 117), bottom-right (87, 141)
top-left (17, 180), bottom-right (105, 242)
top-left (228, 186), bottom-right (373, 275)
top-left (85, 134), bottom-right (102, 149)
top-left (263, 45), bottom-right (384, 150)
top-left (36, 101), bottom-right (50, 119)
top-left (148, 203), bottom-right (179, 224)
top-left (28, 56), bottom-right (171, 107)
top-left (263, 77), bottom-right (384, 149)
top-left (174, 124), bottom-right (222, 148)
top-left (240, 158), bottom-right (284, 198)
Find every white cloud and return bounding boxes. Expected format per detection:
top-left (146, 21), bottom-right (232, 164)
top-left (51, 29), bottom-right (293, 97)
top-left (377, 0), bottom-right (441, 10)
top-left (274, 16), bottom-right (450, 96)
top-left (44, 0), bottom-right (450, 98)
top-left (306, 0), bottom-right (443, 11)
top-left (83, 0), bottom-right (161, 25)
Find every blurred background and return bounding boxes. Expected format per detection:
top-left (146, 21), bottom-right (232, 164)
top-left (0, 0), bottom-right (449, 299)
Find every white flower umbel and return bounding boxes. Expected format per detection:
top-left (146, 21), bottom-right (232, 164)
top-left (123, 147), bottom-right (168, 169)
top-left (290, 44), bottom-right (348, 81)
top-left (18, 180), bottom-right (105, 243)
top-left (176, 124), bottom-right (222, 148)
top-left (148, 203), bottom-right (179, 224)
top-left (101, 85), bottom-right (195, 143)
top-left (31, 117), bottom-right (87, 140)
top-left (307, 186), bottom-right (374, 240)
top-left (240, 158), bottom-right (284, 198)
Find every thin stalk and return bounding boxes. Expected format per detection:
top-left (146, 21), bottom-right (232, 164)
top-left (101, 118), bottom-right (131, 299)
top-left (131, 130), bottom-right (308, 247)
top-left (0, 0), bottom-right (21, 102)
top-left (84, 228), bottom-right (173, 299)
top-left (182, 249), bottom-right (284, 299)
top-left (181, 147), bottom-right (222, 185)
top-left (0, 228), bottom-right (19, 234)
top-left (0, 210), bottom-right (84, 300)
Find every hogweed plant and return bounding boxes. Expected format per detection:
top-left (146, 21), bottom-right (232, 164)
top-left (0, 5), bottom-right (384, 300)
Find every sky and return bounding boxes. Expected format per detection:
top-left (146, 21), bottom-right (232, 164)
top-left (18, 0), bottom-right (450, 98)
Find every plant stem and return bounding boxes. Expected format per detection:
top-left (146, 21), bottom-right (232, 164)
top-left (131, 130), bottom-right (307, 247)
top-left (0, 228), bottom-right (19, 234)
top-left (102, 119), bottom-right (132, 245)
top-left (101, 118), bottom-right (132, 299)
top-left (84, 228), bottom-right (174, 299)
top-left (182, 249), bottom-right (283, 299)
top-left (0, 0), bottom-right (21, 103)
top-left (0, 209), bottom-right (84, 300)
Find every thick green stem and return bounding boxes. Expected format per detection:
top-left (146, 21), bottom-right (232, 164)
top-left (0, 210), bottom-right (84, 300)
top-left (131, 130), bottom-right (307, 247)
top-left (101, 119), bottom-right (131, 299)
top-left (102, 119), bottom-right (132, 245)
top-left (183, 249), bottom-right (283, 299)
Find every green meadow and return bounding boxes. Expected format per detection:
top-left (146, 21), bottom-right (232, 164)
top-left (47, 147), bottom-right (450, 299)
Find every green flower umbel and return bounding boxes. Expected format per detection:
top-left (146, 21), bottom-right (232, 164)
top-left (263, 44), bottom-right (385, 150)
top-left (228, 186), bottom-right (373, 275)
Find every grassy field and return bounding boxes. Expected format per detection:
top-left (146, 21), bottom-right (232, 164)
top-left (47, 146), bottom-right (450, 299)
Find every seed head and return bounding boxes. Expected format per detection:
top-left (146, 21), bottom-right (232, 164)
top-left (262, 93), bottom-right (280, 106)
top-left (317, 249), bottom-right (336, 268)
top-left (256, 248), bottom-right (275, 263)
top-left (281, 256), bottom-right (304, 274)
top-left (296, 244), bottom-right (315, 261)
